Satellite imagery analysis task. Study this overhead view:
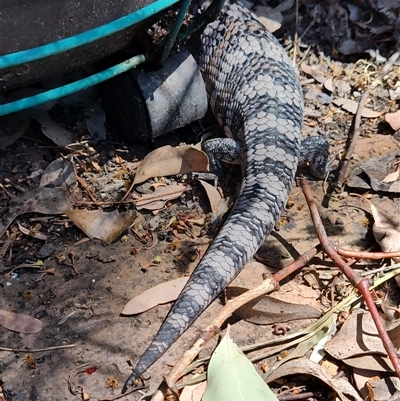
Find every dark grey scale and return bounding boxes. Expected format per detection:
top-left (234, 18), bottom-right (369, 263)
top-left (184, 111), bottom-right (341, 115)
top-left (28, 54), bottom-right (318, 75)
top-left (122, 0), bottom-right (330, 392)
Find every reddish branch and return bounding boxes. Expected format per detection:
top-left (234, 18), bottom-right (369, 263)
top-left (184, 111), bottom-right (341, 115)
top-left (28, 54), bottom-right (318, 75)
top-left (300, 177), bottom-right (400, 378)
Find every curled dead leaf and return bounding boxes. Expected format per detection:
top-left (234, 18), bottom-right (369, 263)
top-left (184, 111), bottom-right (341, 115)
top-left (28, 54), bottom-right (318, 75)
top-left (265, 359), bottom-right (362, 401)
top-left (39, 157), bottom-right (77, 190)
top-left (382, 164), bottom-right (400, 183)
top-left (0, 187), bottom-right (70, 238)
top-left (300, 63), bottom-right (328, 84)
top-left (198, 180), bottom-right (222, 215)
top-left (351, 194), bottom-right (400, 261)
top-left (66, 209), bottom-right (137, 244)
top-left (385, 110), bottom-right (400, 131)
top-left (36, 114), bottom-right (76, 146)
top-left (135, 184), bottom-right (190, 211)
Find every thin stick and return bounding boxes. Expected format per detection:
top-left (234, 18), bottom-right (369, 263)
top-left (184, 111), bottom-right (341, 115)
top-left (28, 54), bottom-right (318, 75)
top-left (0, 344), bottom-right (76, 352)
top-left (335, 92), bottom-right (368, 191)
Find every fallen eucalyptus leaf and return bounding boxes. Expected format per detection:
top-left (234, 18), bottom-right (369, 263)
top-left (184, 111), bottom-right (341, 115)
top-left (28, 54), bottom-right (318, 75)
top-left (351, 194), bottom-right (400, 261)
top-left (0, 187), bottom-right (70, 237)
top-left (121, 277), bottom-right (189, 315)
top-left (348, 150), bottom-right (400, 191)
top-left (36, 114), bottom-right (76, 146)
top-left (84, 102), bottom-right (106, 142)
top-left (133, 145), bottom-right (208, 185)
top-left (325, 309), bottom-right (400, 372)
top-left (179, 381), bottom-right (206, 401)
top-left (134, 184), bottom-right (190, 211)
top-left (385, 110), bottom-right (400, 131)
top-left (333, 98), bottom-right (384, 118)
top-left (66, 208), bottom-right (136, 244)
top-left (198, 179), bottom-right (222, 215)
top-left (39, 157), bottom-right (77, 190)
top-left (0, 309), bottom-right (43, 333)
top-left (382, 164), bottom-right (400, 183)
top-left (226, 288), bottom-right (321, 324)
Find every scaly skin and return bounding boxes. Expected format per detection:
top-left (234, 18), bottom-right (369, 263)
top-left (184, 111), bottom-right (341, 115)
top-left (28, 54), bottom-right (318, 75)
top-left (122, 0), bottom-right (304, 392)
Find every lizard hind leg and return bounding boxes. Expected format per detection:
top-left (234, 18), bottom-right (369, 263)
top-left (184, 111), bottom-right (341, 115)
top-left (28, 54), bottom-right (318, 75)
top-left (299, 135), bottom-right (331, 179)
top-left (202, 137), bottom-right (243, 177)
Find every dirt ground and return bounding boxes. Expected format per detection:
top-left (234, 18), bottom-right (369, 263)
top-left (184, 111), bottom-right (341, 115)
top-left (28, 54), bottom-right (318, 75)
top-left (1, 1), bottom-right (400, 400)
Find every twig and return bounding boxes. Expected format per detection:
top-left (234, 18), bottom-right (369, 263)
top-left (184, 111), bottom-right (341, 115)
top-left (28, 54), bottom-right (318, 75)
top-left (95, 386), bottom-right (147, 400)
top-left (0, 182), bottom-right (13, 200)
top-left (335, 92), bottom-right (368, 191)
top-left (337, 248), bottom-right (400, 260)
top-left (0, 344), bottom-right (76, 352)
top-left (71, 200), bottom-right (137, 206)
top-left (76, 176), bottom-right (98, 204)
top-left (335, 50), bottom-right (400, 191)
top-left (292, 0), bottom-right (299, 67)
top-left (3, 264), bottom-right (55, 278)
top-left (300, 176), bottom-right (400, 378)
top-left (120, 162), bottom-right (140, 203)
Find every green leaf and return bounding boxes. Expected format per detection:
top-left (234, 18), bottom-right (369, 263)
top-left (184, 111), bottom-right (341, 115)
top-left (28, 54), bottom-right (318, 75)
top-left (203, 327), bottom-right (278, 401)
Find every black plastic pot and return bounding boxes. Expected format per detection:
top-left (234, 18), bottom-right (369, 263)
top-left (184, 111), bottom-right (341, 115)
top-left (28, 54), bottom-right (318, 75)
top-left (0, 0), bottom-right (157, 89)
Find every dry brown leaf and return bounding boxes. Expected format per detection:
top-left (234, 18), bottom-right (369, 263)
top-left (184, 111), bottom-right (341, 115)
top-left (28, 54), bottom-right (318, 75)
top-left (0, 187), bottom-right (70, 237)
top-left (348, 150), bottom-right (400, 192)
top-left (228, 262), bottom-right (321, 323)
top-left (265, 359), bottom-right (362, 401)
top-left (135, 184), bottom-right (190, 211)
top-left (39, 157), bottom-right (77, 190)
top-left (16, 221), bottom-right (47, 241)
top-left (325, 309), bottom-right (400, 372)
top-left (66, 209), bottom-right (137, 244)
top-left (365, 198), bottom-right (400, 258)
top-left (300, 63), bottom-right (328, 84)
top-left (226, 288), bottom-right (321, 324)
top-left (231, 262), bottom-right (321, 308)
top-left (0, 309), bottom-right (43, 333)
top-left (385, 110), bottom-right (400, 131)
top-left (36, 114), bottom-right (76, 146)
top-left (324, 78), bottom-right (334, 92)
top-left (350, 193), bottom-right (400, 260)
top-left (333, 98), bottom-right (384, 118)
top-left (121, 277), bottom-right (189, 315)
top-left (382, 164), bottom-right (400, 183)
top-left (198, 180), bottom-right (222, 214)
top-left (353, 370), bottom-right (400, 401)
top-left (180, 381), bottom-right (207, 401)
top-left (133, 145), bottom-right (209, 185)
